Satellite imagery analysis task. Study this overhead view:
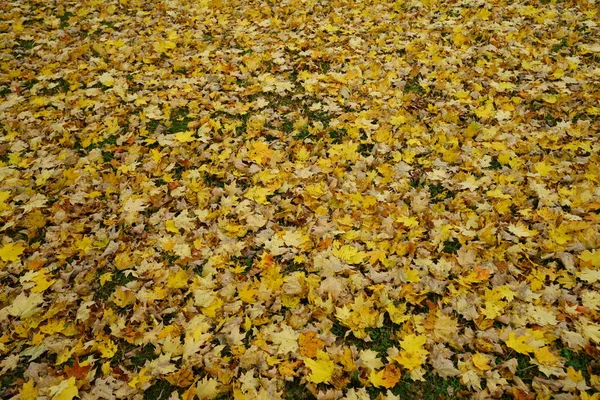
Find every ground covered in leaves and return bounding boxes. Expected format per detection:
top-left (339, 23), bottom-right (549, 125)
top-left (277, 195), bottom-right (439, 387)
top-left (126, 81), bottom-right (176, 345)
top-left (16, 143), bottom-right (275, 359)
top-left (1, 0), bottom-right (600, 399)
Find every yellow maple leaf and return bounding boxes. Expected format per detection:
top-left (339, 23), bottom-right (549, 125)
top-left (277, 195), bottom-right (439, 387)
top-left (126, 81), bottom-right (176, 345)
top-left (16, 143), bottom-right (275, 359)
top-left (534, 161), bottom-right (553, 176)
top-left (8, 292), bottom-right (44, 318)
top-left (541, 94), bottom-right (557, 104)
top-left (195, 377), bottom-right (221, 399)
top-left (580, 322), bottom-right (600, 343)
top-left (475, 101), bottom-right (494, 119)
top-left (472, 353), bottom-right (492, 370)
top-left (298, 332), bottom-right (325, 358)
top-left (20, 379), bottom-right (38, 400)
top-left (30, 269), bottom-right (56, 293)
top-left (237, 283), bottom-right (258, 303)
top-left (452, 32), bottom-right (469, 46)
top-left (282, 230), bottom-right (304, 247)
top-left (580, 250), bottom-right (600, 268)
top-left (165, 220), bottom-right (179, 233)
top-left (0, 191), bottom-right (10, 211)
top-left (304, 350), bottom-right (335, 384)
top-left (167, 269), bottom-right (189, 289)
top-left (370, 364), bottom-right (401, 388)
top-left (455, 90), bottom-right (470, 99)
top-left (112, 286), bottom-right (136, 307)
top-left (0, 242), bottom-right (25, 262)
top-left (75, 237), bottom-right (93, 254)
top-left (359, 349), bottom-right (384, 371)
top-left (394, 350), bottom-right (424, 371)
top-left (114, 253), bottom-right (133, 270)
top-left (305, 181), bottom-right (327, 198)
top-left (393, 334), bottom-right (429, 371)
top-left (333, 244), bottom-right (366, 264)
top-left (128, 367), bottom-right (152, 388)
top-left (505, 332), bottom-right (534, 354)
top-left (247, 141), bottom-right (274, 165)
top-left (40, 319), bottom-right (68, 335)
top-left (99, 272), bottom-right (113, 286)
top-left (201, 297), bottom-right (223, 318)
top-left (154, 39), bottom-right (176, 53)
top-left (507, 222), bottom-right (537, 238)
top-left (534, 347), bottom-right (558, 366)
top-left (166, 367), bottom-right (195, 388)
top-left (567, 366), bottom-right (585, 383)
top-left (390, 112), bottom-right (407, 125)
top-left (549, 225), bottom-right (571, 245)
top-left (49, 377), bottom-right (78, 400)
top-left (174, 130), bottom-right (196, 143)
top-left (579, 268), bottom-right (600, 283)
top-left (244, 186), bottom-right (272, 205)
top-left (477, 8), bottom-right (492, 20)
top-left (98, 72), bottom-right (115, 87)
top-left (97, 336), bottom-right (118, 358)
top-left (386, 302), bottom-right (409, 325)
top-left (396, 215), bottom-right (419, 228)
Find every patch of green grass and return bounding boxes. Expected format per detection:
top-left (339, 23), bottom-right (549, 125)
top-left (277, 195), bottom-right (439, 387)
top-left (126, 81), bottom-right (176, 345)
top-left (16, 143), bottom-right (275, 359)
top-left (47, 78), bottom-right (70, 94)
top-left (22, 79), bottom-right (38, 91)
top-left (232, 255), bottom-right (254, 275)
top-left (358, 143), bottom-right (374, 157)
top-left (112, 342), bottom-right (160, 370)
top-left (551, 38), bottom-right (568, 53)
top-left (428, 183), bottom-right (455, 203)
top-left (293, 126), bottom-right (313, 141)
top-left (234, 112), bottom-right (252, 135)
top-left (513, 353), bottom-right (538, 384)
top-left (330, 322), bottom-right (367, 349)
top-left (280, 118), bottom-right (294, 133)
top-left (132, 344), bottom-right (159, 367)
top-left (404, 77), bottom-right (426, 94)
top-left (17, 40), bottom-right (35, 50)
top-left (143, 379), bottom-right (179, 400)
top-left (389, 373), bottom-right (468, 399)
top-left (102, 150), bottom-right (114, 162)
top-left (330, 322), bottom-right (388, 352)
top-left (410, 175), bottom-right (426, 188)
top-left (59, 11), bottom-right (73, 29)
top-left (442, 238), bottom-right (462, 254)
top-left (282, 262), bottom-right (305, 275)
top-left (168, 108), bottom-right (194, 134)
top-left (204, 173), bottom-right (225, 188)
top-left (365, 324), bottom-right (396, 358)
top-left (147, 119), bottom-right (160, 133)
top-left (283, 379), bottom-right (316, 400)
top-left (163, 253), bottom-right (179, 265)
top-left (192, 263), bottom-right (204, 276)
top-left (101, 20), bottom-right (116, 30)
top-left (560, 348), bottom-right (594, 378)
top-left (328, 128), bottom-right (346, 144)
top-left (488, 156), bottom-right (502, 170)
top-left (303, 107), bottom-right (332, 127)
top-left (84, 134), bottom-right (119, 151)
top-left (0, 364), bottom-right (25, 393)
top-left (93, 269), bottom-right (135, 301)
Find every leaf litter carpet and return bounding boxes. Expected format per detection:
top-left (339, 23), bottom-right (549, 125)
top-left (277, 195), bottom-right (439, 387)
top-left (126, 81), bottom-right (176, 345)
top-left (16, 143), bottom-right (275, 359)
top-left (1, 0), bottom-right (600, 399)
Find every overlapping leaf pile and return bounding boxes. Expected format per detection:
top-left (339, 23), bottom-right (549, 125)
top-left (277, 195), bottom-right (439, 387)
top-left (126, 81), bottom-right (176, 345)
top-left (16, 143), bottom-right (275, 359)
top-left (1, 0), bottom-right (600, 398)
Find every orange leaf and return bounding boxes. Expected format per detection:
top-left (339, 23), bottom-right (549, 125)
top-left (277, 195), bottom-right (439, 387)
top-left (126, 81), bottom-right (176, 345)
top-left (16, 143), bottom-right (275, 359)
top-left (64, 359), bottom-right (91, 380)
top-left (298, 331), bottom-right (325, 358)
